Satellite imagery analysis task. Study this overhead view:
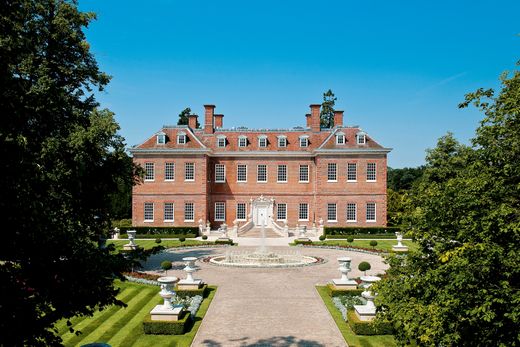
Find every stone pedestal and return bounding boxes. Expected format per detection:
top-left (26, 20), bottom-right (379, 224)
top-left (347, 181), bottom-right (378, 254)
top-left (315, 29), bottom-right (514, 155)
top-left (177, 257), bottom-right (204, 290)
top-left (332, 257), bottom-right (358, 290)
top-left (354, 276), bottom-right (381, 321)
top-left (297, 225), bottom-right (311, 242)
top-left (217, 223), bottom-right (231, 242)
top-left (123, 230), bottom-right (138, 250)
top-left (392, 232), bottom-right (409, 252)
top-left (149, 276), bottom-right (184, 321)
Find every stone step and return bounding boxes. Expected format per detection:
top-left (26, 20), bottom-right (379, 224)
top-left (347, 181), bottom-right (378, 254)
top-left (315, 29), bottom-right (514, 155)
top-left (240, 227), bottom-right (282, 238)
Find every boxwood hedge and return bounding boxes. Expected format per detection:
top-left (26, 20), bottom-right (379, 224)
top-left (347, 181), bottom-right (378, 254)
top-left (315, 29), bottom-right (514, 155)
top-left (347, 309), bottom-right (393, 335)
top-left (142, 312), bottom-right (191, 335)
top-left (324, 226), bottom-right (401, 236)
top-left (119, 226), bottom-right (199, 238)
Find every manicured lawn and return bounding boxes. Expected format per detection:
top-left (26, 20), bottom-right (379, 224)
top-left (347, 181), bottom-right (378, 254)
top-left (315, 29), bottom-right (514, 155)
top-left (56, 281), bottom-right (217, 347)
top-left (108, 239), bottom-right (211, 251)
top-left (316, 239), bottom-right (418, 252)
top-left (316, 286), bottom-right (395, 347)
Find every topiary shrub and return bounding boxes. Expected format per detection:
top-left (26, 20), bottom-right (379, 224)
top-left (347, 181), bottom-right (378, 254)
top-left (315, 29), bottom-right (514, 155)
top-left (161, 261), bottom-right (172, 275)
top-left (294, 239), bottom-right (313, 246)
top-left (347, 237), bottom-right (354, 243)
top-left (358, 261), bottom-right (371, 275)
top-left (369, 240), bottom-right (378, 249)
top-left (155, 238), bottom-right (162, 244)
top-left (347, 310), bottom-right (393, 335)
top-left (215, 239), bottom-right (234, 245)
top-left (319, 235), bottom-right (326, 241)
top-left (201, 235), bottom-right (208, 240)
top-left (179, 237), bottom-right (186, 242)
top-left (143, 312), bottom-right (190, 335)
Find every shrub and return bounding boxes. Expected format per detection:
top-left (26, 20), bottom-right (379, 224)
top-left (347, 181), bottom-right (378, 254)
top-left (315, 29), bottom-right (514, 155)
top-left (215, 239), bottom-right (234, 245)
top-left (294, 239), bottom-right (313, 246)
top-left (358, 261), bottom-right (371, 275)
top-left (179, 237), bottom-right (186, 242)
top-left (161, 261), bottom-right (172, 274)
top-left (326, 284), bottom-right (363, 297)
top-left (369, 240), bottom-right (378, 249)
top-left (155, 238), bottom-right (162, 244)
top-left (319, 235), bottom-right (326, 241)
top-left (201, 235), bottom-right (208, 240)
top-left (175, 284), bottom-right (208, 298)
top-left (119, 226), bottom-right (199, 237)
top-left (347, 237), bottom-right (354, 243)
top-left (347, 310), bottom-right (393, 335)
top-left (142, 312), bottom-right (191, 335)
top-left (324, 226), bottom-right (400, 236)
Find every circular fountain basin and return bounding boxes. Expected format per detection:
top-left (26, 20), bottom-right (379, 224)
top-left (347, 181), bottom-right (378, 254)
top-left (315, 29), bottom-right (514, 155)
top-left (208, 251), bottom-right (321, 268)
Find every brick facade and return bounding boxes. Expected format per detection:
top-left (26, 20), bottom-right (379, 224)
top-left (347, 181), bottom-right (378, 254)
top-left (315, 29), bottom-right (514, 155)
top-left (130, 104), bottom-right (391, 229)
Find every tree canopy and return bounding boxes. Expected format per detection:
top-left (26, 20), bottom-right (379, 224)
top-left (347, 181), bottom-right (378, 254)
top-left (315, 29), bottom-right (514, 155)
top-left (320, 89), bottom-right (337, 128)
top-left (376, 63), bottom-right (520, 346)
top-left (0, 1), bottom-right (142, 345)
top-left (177, 107), bottom-right (199, 128)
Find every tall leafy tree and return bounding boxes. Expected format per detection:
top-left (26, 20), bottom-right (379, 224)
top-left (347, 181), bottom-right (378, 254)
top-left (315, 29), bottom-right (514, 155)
top-left (177, 106), bottom-right (199, 127)
top-left (320, 89), bottom-right (337, 128)
top-left (375, 65), bottom-right (520, 346)
top-left (0, 1), bottom-right (142, 345)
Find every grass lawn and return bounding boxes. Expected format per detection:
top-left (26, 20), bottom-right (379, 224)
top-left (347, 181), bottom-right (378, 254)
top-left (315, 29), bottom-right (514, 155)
top-left (316, 286), bottom-right (395, 347)
top-left (107, 239), bottom-right (211, 251)
top-left (55, 281), bottom-right (217, 347)
top-left (316, 240), bottom-right (418, 253)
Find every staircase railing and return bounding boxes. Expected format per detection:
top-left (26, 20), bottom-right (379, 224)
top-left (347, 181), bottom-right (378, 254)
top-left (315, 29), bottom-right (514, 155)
top-left (269, 217), bottom-right (288, 237)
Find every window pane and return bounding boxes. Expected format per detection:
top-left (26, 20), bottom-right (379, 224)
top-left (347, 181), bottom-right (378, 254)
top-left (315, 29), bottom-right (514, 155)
top-left (165, 162), bottom-right (175, 180)
top-left (184, 202), bottom-right (194, 221)
top-left (347, 163), bottom-right (357, 181)
top-left (277, 203), bottom-right (287, 220)
top-left (215, 164), bottom-right (225, 182)
top-left (300, 138), bottom-right (308, 147)
top-left (367, 163), bottom-right (376, 181)
top-left (257, 164), bottom-right (267, 182)
top-left (215, 202), bottom-right (226, 221)
top-left (164, 202), bottom-right (174, 221)
top-left (178, 135), bottom-right (186, 144)
top-left (185, 163), bottom-right (195, 181)
top-left (366, 202), bottom-right (376, 222)
top-left (145, 163), bottom-right (154, 181)
top-left (217, 138), bottom-right (226, 147)
top-left (327, 163), bottom-right (337, 181)
top-left (237, 203), bottom-right (246, 220)
top-left (299, 165), bottom-right (309, 182)
top-left (144, 202), bottom-right (154, 221)
top-left (327, 203), bottom-right (337, 222)
top-left (277, 164), bottom-right (287, 182)
top-left (278, 137), bottom-right (286, 147)
top-left (238, 138), bottom-right (247, 147)
top-left (298, 203), bottom-right (308, 220)
top-left (347, 203), bottom-right (357, 222)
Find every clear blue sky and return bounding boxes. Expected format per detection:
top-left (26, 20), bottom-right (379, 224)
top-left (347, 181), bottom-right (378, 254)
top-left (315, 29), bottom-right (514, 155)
top-left (81, 0), bottom-right (519, 168)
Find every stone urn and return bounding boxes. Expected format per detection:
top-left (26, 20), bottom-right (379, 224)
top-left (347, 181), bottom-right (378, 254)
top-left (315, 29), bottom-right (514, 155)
top-left (150, 276), bottom-right (184, 321)
top-left (123, 230), bottom-right (137, 250)
top-left (332, 257), bottom-right (357, 289)
top-left (178, 257), bottom-right (203, 290)
top-left (353, 275), bottom-right (381, 321)
top-left (392, 232), bottom-right (409, 252)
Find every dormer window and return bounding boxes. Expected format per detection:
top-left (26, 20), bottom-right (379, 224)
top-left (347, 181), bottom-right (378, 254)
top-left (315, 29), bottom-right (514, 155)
top-left (277, 135), bottom-right (287, 148)
top-left (299, 135), bottom-right (309, 148)
top-left (177, 132), bottom-right (187, 144)
top-left (238, 136), bottom-right (247, 148)
top-left (156, 132), bottom-right (166, 144)
top-left (336, 132), bottom-right (345, 145)
top-left (357, 131), bottom-right (366, 145)
top-left (217, 135), bottom-right (226, 148)
top-left (258, 135), bottom-right (268, 148)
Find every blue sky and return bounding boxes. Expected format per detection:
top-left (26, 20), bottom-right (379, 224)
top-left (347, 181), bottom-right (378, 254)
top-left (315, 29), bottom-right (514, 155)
top-left (82, 0), bottom-right (519, 168)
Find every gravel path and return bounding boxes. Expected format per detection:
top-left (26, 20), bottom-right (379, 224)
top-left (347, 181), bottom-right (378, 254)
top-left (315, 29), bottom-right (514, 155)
top-left (143, 246), bottom-right (387, 347)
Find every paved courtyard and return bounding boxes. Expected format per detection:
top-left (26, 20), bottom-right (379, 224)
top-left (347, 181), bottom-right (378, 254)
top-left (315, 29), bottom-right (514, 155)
top-left (143, 245), bottom-right (388, 347)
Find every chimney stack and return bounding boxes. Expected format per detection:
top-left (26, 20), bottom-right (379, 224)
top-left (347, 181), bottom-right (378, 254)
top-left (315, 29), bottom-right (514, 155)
top-left (204, 105), bottom-right (215, 134)
top-left (309, 104), bottom-right (321, 132)
top-left (305, 114), bottom-right (312, 128)
top-left (333, 110), bottom-right (344, 127)
top-left (188, 114), bottom-right (198, 129)
top-left (214, 114), bottom-right (224, 129)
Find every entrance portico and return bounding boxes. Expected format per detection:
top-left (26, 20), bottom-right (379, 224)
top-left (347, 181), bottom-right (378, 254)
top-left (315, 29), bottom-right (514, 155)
top-left (250, 195), bottom-right (274, 228)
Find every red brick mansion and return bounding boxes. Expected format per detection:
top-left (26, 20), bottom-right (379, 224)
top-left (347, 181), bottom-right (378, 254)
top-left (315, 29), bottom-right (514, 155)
top-left (130, 104), bottom-right (391, 233)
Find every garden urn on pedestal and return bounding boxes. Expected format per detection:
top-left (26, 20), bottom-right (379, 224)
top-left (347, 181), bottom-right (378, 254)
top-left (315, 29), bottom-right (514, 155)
top-left (150, 277), bottom-right (184, 321)
top-left (123, 230), bottom-right (138, 250)
top-left (392, 232), bottom-right (409, 252)
top-left (353, 276), bottom-right (381, 321)
top-left (332, 257), bottom-right (358, 290)
top-left (177, 257), bottom-right (204, 290)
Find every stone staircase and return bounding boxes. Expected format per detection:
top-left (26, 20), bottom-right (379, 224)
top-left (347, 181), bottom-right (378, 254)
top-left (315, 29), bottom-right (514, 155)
top-left (240, 227), bottom-right (283, 238)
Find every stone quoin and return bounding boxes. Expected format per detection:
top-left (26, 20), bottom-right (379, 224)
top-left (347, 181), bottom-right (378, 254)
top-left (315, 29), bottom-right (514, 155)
top-left (129, 104), bottom-right (391, 230)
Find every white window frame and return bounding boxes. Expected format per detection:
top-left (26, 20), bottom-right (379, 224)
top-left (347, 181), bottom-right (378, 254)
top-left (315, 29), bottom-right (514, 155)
top-left (299, 136), bottom-right (309, 148)
top-left (237, 164), bottom-right (247, 182)
top-left (298, 203), bottom-right (309, 221)
top-left (257, 164), bottom-right (267, 183)
top-left (357, 132), bottom-right (366, 145)
top-left (144, 162), bottom-right (155, 181)
top-left (238, 136), bottom-right (247, 148)
top-left (277, 136), bottom-right (287, 148)
top-left (327, 163), bottom-right (337, 182)
top-left (327, 203), bottom-right (337, 222)
top-left (185, 162), bottom-right (195, 181)
top-left (164, 202), bottom-right (174, 222)
top-left (336, 133), bottom-right (345, 145)
top-left (215, 163), bottom-right (226, 183)
top-left (165, 162), bottom-right (175, 181)
top-left (258, 136), bottom-right (268, 148)
top-left (347, 203), bottom-right (357, 222)
top-left (236, 202), bottom-right (247, 221)
top-left (144, 202), bottom-right (154, 222)
top-left (177, 132), bottom-right (187, 144)
top-left (277, 164), bottom-right (287, 183)
top-left (184, 202), bottom-right (194, 222)
top-left (215, 202), bottom-right (226, 222)
top-left (366, 202), bottom-right (376, 222)
top-left (367, 162), bottom-right (377, 182)
top-left (347, 163), bottom-right (357, 182)
top-left (277, 203), bottom-right (287, 221)
top-left (217, 136), bottom-right (226, 148)
top-left (157, 133), bottom-right (166, 144)
top-left (299, 164), bottom-right (309, 183)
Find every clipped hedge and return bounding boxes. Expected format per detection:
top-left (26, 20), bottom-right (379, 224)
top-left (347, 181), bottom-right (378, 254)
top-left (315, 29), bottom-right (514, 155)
top-left (143, 312), bottom-right (191, 335)
top-left (214, 239), bottom-right (234, 245)
top-left (347, 310), bottom-right (393, 335)
top-left (293, 239), bottom-right (313, 245)
top-left (324, 226), bottom-right (401, 236)
top-left (175, 284), bottom-right (208, 298)
top-left (326, 283), bottom-right (363, 297)
top-left (119, 226), bottom-right (199, 238)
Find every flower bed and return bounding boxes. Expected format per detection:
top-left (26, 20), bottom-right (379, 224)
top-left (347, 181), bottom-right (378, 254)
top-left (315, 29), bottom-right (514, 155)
top-left (301, 244), bottom-right (385, 255)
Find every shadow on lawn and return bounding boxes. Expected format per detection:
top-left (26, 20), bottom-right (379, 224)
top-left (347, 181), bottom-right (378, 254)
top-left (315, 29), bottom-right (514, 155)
top-left (201, 336), bottom-right (326, 347)
top-left (141, 248), bottom-right (218, 271)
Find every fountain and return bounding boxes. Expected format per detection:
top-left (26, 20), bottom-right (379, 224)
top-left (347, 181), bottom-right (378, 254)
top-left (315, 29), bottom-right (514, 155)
top-left (332, 257), bottom-right (358, 290)
top-left (392, 232), bottom-right (409, 252)
top-left (209, 219), bottom-right (319, 268)
top-left (149, 276), bottom-right (184, 321)
top-left (353, 275), bottom-right (381, 321)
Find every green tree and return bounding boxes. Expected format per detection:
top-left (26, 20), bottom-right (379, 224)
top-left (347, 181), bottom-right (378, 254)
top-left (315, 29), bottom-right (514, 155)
top-left (320, 89), bottom-right (337, 128)
top-left (387, 166), bottom-right (425, 191)
top-left (375, 64), bottom-right (520, 346)
top-left (0, 1), bottom-right (142, 345)
top-left (177, 107), bottom-right (199, 128)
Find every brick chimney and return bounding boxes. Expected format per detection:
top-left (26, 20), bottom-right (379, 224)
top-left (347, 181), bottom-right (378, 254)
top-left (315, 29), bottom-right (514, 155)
top-left (333, 110), bottom-right (344, 127)
top-left (214, 114), bottom-right (224, 129)
top-left (305, 114), bottom-right (311, 128)
top-left (204, 105), bottom-right (215, 134)
top-left (309, 104), bottom-right (321, 132)
top-left (188, 114), bottom-right (198, 129)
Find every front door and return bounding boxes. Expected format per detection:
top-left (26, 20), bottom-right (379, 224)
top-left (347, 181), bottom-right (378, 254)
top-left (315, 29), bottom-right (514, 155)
top-left (257, 206), bottom-right (268, 226)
